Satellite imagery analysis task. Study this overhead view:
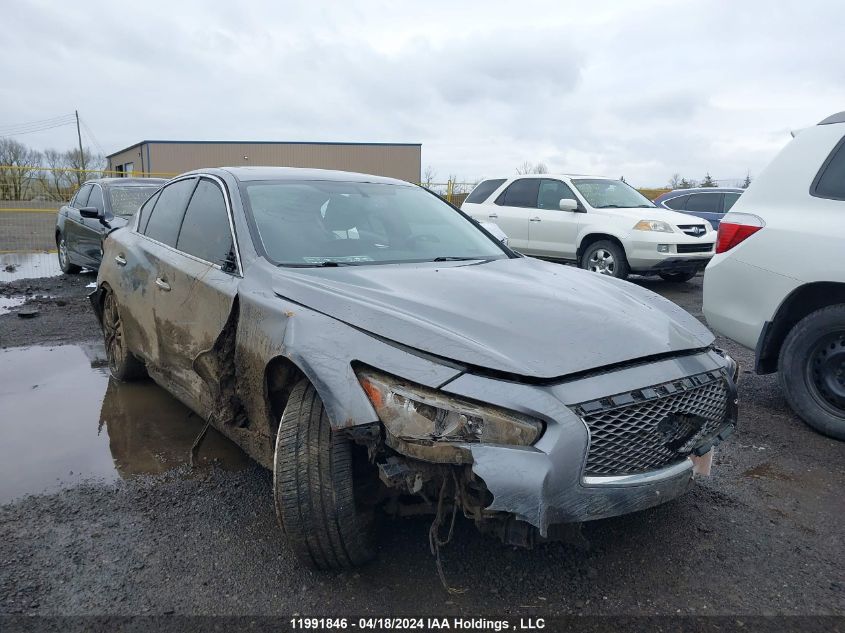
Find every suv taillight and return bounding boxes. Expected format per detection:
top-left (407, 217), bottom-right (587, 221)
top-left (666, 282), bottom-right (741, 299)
top-left (716, 213), bottom-right (765, 254)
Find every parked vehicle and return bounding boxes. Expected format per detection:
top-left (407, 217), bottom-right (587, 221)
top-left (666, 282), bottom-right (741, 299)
top-left (56, 178), bottom-right (165, 272)
top-left (462, 175), bottom-right (715, 282)
top-left (704, 111), bottom-right (845, 440)
top-left (92, 166), bottom-right (738, 569)
top-left (653, 187), bottom-right (744, 229)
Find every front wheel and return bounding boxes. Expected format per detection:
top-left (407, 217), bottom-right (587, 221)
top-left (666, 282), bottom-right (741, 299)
top-left (659, 271), bottom-right (697, 283)
top-left (274, 379), bottom-right (377, 569)
top-left (57, 233), bottom-right (81, 274)
top-left (779, 305), bottom-right (845, 440)
top-left (580, 240), bottom-right (630, 280)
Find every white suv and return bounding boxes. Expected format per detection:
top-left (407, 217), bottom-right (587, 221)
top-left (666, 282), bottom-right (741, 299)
top-left (704, 111), bottom-right (845, 440)
top-left (462, 175), bottom-right (716, 282)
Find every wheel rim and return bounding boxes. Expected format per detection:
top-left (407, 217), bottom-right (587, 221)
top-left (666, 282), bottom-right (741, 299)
top-left (806, 330), bottom-right (845, 416)
top-left (103, 293), bottom-right (125, 374)
top-left (587, 248), bottom-right (616, 275)
top-left (58, 237), bottom-right (68, 268)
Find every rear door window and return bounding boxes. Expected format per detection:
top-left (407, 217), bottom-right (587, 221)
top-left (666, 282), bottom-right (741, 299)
top-left (465, 179), bottom-right (506, 204)
top-left (722, 192), bottom-right (741, 212)
top-left (495, 178), bottom-right (540, 208)
top-left (143, 177), bottom-right (197, 247)
top-left (812, 136), bottom-right (845, 200)
top-left (684, 193), bottom-right (722, 213)
top-left (176, 178), bottom-right (235, 269)
top-left (537, 179), bottom-right (577, 209)
top-left (664, 194), bottom-right (689, 210)
top-left (72, 184), bottom-right (92, 208)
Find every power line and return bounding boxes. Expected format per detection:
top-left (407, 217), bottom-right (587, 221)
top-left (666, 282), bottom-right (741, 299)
top-left (0, 119), bottom-right (77, 139)
top-left (79, 117), bottom-right (106, 157)
top-left (0, 113), bottom-right (76, 133)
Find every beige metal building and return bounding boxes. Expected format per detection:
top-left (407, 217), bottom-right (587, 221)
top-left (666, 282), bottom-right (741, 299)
top-left (106, 140), bottom-right (422, 183)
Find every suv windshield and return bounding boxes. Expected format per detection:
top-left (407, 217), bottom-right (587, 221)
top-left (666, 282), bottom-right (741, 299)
top-left (109, 186), bottom-right (161, 217)
top-left (571, 179), bottom-right (655, 209)
top-left (243, 180), bottom-right (509, 266)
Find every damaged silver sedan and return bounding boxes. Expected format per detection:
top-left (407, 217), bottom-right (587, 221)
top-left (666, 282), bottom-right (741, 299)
top-left (91, 167), bottom-right (739, 569)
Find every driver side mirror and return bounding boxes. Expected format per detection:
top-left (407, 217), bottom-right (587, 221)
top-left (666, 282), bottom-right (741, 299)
top-left (559, 198), bottom-right (584, 212)
top-left (79, 206), bottom-right (111, 228)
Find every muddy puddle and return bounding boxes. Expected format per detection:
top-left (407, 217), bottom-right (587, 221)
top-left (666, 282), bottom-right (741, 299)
top-left (0, 344), bottom-right (249, 504)
top-left (0, 252), bottom-right (64, 282)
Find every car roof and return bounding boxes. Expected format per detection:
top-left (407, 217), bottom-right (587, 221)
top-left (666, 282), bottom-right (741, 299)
top-left (818, 111), bottom-right (845, 125)
top-left (83, 177), bottom-right (167, 187)
top-left (193, 166), bottom-right (410, 186)
top-left (656, 187), bottom-right (744, 198)
top-left (487, 174), bottom-right (614, 181)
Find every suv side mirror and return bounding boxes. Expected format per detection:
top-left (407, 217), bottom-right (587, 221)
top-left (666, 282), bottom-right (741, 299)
top-left (559, 198), bottom-right (581, 212)
top-left (80, 206), bottom-right (111, 228)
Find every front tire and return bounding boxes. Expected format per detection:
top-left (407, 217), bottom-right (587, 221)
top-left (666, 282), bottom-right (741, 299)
top-left (580, 240), bottom-right (630, 280)
top-left (101, 288), bottom-right (145, 381)
top-left (274, 379), bottom-right (377, 569)
top-left (659, 271), bottom-right (697, 283)
top-left (57, 233), bottom-right (81, 274)
top-left (779, 305), bottom-right (845, 440)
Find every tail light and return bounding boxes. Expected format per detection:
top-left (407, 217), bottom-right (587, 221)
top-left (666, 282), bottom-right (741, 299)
top-left (715, 213), bottom-right (765, 253)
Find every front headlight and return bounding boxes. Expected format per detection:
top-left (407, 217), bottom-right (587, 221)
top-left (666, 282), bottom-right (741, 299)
top-left (356, 367), bottom-right (543, 463)
top-left (634, 219), bottom-right (675, 233)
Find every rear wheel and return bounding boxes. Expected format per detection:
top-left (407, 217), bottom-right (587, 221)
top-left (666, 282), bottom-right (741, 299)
top-left (57, 233), bottom-right (81, 274)
top-left (274, 379), bottom-right (377, 569)
top-left (659, 271), bottom-right (697, 283)
top-left (580, 240), bottom-right (630, 280)
top-left (102, 288), bottom-right (145, 381)
top-left (779, 305), bottom-right (845, 440)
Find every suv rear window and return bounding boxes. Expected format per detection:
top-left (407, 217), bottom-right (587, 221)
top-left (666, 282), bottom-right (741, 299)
top-left (812, 136), bottom-right (845, 201)
top-left (464, 179), bottom-right (506, 204)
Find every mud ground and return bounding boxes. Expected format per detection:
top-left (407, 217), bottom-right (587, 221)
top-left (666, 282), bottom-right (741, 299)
top-left (1, 271), bottom-right (843, 617)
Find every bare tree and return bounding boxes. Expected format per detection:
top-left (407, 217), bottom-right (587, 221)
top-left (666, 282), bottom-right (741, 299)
top-left (0, 139), bottom-right (41, 200)
top-left (422, 165), bottom-right (437, 189)
top-left (65, 148), bottom-right (106, 187)
top-left (668, 173), bottom-right (682, 189)
top-left (516, 161), bottom-right (549, 175)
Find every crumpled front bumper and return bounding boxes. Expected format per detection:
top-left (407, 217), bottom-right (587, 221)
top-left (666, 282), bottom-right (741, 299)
top-left (439, 349), bottom-right (738, 535)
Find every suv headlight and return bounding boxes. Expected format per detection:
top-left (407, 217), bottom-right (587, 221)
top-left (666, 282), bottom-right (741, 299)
top-left (356, 367), bottom-right (543, 463)
top-left (634, 220), bottom-right (675, 233)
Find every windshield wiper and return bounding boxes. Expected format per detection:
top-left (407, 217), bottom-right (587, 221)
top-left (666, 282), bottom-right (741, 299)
top-left (432, 256), bottom-right (486, 262)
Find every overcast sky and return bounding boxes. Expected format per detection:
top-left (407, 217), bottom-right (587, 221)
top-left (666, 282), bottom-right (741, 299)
top-left (2, 0), bottom-right (843, 186)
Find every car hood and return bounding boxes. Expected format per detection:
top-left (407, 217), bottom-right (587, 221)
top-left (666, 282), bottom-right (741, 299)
top-left (591, 206), bottom-right (708, 227)
top-left (271, 257), bottom-right (714, 379)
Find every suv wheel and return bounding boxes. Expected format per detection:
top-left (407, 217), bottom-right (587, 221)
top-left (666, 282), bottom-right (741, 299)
top-left (779, 304), bottom-right (845, 440)
top-left (57, 233), bottom-right (81, 274)
top-left (659, 271), bottom-right (697, 283)
top-left (101, 288), bottom-right (145, 381)
top-left (580, 240), bottom-right (630, 280)
top-left (274, 379), bottom-right (377, 569)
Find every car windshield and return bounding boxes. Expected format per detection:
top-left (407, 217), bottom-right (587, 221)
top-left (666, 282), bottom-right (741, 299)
top-left (108, 186), bottom-right (161, 217)
top-left (571, 179), bottom-right (655, 209)
top-left (243, 180), bottom-right (509, 266)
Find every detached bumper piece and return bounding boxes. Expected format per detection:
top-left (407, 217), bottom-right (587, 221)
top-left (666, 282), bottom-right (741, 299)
top-left (573, 369), bottom-right (737, 479)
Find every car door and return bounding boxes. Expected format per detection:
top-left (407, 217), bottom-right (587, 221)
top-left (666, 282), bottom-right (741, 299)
top-left (151, 176), bottom-right (241, 414)
top-left (683, 192), bottom-right (724, 227)
top-left (78, 184), bottom-right (107, 264)
top-left (527, 179), bottom-right (581, 259)
top-left (489, 178), bottom-right (537, 251)
top-left (64, 183), bottom-right (92, 261)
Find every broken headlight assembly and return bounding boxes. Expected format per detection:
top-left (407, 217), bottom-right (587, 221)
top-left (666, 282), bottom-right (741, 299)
top-left (356, 367), bottom-right (544, 463)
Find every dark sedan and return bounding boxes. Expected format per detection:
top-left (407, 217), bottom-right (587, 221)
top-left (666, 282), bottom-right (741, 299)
top-left (56, 177), bottom-right (165, 273)
top-left (652, 187), bottom-right (743, 229)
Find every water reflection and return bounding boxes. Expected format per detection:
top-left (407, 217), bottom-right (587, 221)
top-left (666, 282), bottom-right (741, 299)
top-left (0, 344), bottom-right (248, 504)
top-left (0, 252), bottom-right (64, 282)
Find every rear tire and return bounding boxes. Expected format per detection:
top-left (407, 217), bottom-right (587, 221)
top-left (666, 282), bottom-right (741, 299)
top-left (101, 288), bottom-right (145, 381)
top-left (778, 305), bottom-right (845, 440)
top-left (580, 240), bottom-right (630, 280)
top-left (57, 233), bottom-right (81, 274)
top-left (659, 271), bottom-right (697, 283)
top-left (274, 379), bottom-right (377, 569)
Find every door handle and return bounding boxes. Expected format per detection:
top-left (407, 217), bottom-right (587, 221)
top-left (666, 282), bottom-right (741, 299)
top-left (155, 277), bottom-right (171, 292)
top-left (529, 217), bottom-right (542, 222)
top-left (114, 254), bottom-right (127, 266)
top-left (488, 213), bottom-right (498, 219)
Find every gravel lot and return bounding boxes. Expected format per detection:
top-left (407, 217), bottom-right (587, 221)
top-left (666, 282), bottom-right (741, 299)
top-left (1, 269), bottom-right (843, 618)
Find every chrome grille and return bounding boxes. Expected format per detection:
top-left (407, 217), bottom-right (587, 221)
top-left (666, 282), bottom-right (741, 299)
top-left (677, 224), bottom-right (708, 237)
top-left (574, 371), bottom-right (730, 476)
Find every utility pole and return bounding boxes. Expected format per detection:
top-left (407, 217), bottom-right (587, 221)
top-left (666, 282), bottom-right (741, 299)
top-left (75, 110), bottom-right (85, 173)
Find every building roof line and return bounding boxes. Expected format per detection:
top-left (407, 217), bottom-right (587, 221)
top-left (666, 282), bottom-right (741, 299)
top-left (107, 139), bottom-right (423, 158)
